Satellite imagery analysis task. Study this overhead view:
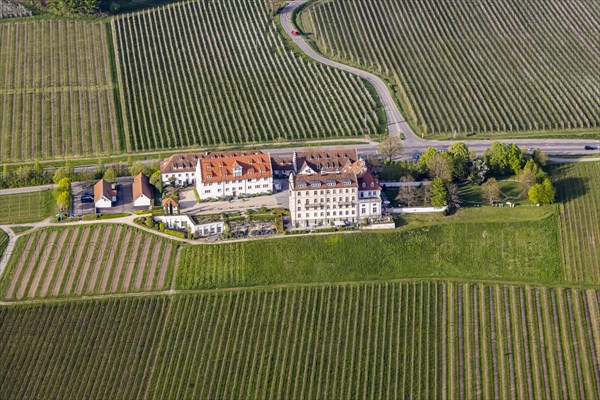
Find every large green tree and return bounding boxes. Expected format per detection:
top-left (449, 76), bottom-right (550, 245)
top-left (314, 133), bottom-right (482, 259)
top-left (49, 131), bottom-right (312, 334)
top-left (447, 142), bottom-right (472, 180)
top-left (528, 178), bottom-right (555, 205)
top-left (481, 178), bottom-right (501, 205)
top-left (431, 178), bottom-right (448, 207)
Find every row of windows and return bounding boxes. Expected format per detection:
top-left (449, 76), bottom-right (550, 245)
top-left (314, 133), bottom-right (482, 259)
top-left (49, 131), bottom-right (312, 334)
top-left (296, 188), bottom-right (355, 196)
top-left (297, 210), bottom-right (355, 218)
top-left (298, 196), bottom-right (354, 204)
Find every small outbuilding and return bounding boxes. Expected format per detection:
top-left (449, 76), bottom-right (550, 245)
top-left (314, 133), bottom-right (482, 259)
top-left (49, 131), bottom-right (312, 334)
top-left (94, 179), bottom-right (116, 208)
top-left (162, 197), bottom-right (179, 215)
top-left (133, 173), bottom-right (153, 207)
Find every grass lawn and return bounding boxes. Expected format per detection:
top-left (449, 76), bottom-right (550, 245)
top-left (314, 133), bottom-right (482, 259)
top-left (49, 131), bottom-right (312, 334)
top-left (0, 191), bottom-right (55, 224)
top-left (459, 177), bottom-right (529, 205)
top-left (177, 206), bottom-right (560, 289)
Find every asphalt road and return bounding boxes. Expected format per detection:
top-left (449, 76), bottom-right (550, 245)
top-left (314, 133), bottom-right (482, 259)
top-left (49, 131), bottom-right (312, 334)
top-left (278, 0), bottom-right (600, 156)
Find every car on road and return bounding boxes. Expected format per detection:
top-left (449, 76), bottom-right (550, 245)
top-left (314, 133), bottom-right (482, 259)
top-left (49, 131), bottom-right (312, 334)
top-left (81, 194), bottom-right (94, 203)
top-left (413, 152), bottom-right (421, 160)
top-left (584, 145), bottom-right (598, 150)
top-left (527, 147), bottom-right (535, 152)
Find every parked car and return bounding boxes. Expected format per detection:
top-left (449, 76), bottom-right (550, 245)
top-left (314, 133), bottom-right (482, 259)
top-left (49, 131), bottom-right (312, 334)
top-left (81, 194), bottom-right (94, 203)
top-left (527, 147), bottom-right (535, 152)
top-left (584, 145), bottom-right (598, 150)
top-left (413, 152), bottom-right (421, 160)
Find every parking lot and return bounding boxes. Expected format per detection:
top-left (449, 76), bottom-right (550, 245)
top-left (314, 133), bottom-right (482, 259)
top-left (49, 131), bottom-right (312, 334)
top-left (72, 176), bottom-right (142, 216)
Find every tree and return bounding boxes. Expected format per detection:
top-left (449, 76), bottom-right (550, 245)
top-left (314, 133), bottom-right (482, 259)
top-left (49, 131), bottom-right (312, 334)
top-left (468, 159), bottom-right (488, 185)
top-left (150, 170), bottom-right (163, 193)
top-left (448, 142), bottom-right (471, 180)
top-left (426, 152), bottom-right (454, 182)
top-left (52, 167), bottom-right (69, 184)
top-left (485, 142), bottom-right (510, 175)
top-left (417, 147), bottom-right (438, 171)
top-left (516, 169), bottom-right (537, 191)
top-left (57, 177), bottom-right (72, 194)
top-left (446, 183), bottom-right (462, 209)
top-left (431, 178), bottom-right (448, 207)
top-left (528, 178), bottom-right (555, 205)
top-left (481, 178), bottom-right (501, 205)
top-left (507, 144), bottom-right (525, 174)
top-left (56, 191), bottom-right (71, 213)
top-left (532, 148), bottom-right (548, 166)
top-left (129, 161), bottom-right (146, 177)
top-left (103, 167), bottom-right (116, 183)
top-left (396, 176), bottom-right (420, 207)
top-left (378, 136), bottom-right (403, 162)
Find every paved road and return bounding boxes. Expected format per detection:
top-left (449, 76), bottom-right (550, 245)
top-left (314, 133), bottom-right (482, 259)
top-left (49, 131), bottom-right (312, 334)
top-left (0, 184), bottom-right (55, 196)
top-left (280, 0), bottom-right (418, 143)
top-left (0, 226), bottom-right (16, 277)
top-left (279, 0), bottom-right (599, 155)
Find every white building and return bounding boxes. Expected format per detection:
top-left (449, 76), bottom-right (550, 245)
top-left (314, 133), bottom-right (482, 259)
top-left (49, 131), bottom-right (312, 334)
top-left (154, 215), bottom-right (224, 237)
top-left (94, 179), bottom-right (116, 209)
top-left (132, 173), bottom-right (153, 207)
top-left (288, 150), bottom-right (382, 228)
top-left (195, 153), bottom-right (273, 200)
top-left (160, 150), bottom-right (263, 186)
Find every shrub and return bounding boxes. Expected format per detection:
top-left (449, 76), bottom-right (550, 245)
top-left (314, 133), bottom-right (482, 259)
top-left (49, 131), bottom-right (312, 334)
top-left (164, 229), bottom-right (186, 239)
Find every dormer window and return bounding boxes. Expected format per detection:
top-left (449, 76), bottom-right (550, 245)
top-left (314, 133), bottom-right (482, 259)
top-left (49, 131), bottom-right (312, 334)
top-left (362, 183), bottom-right (366, 188)
top-left (327, 180), bottom-right (335, 186)
top-left (370, 182), bottom-right (374, 187)
top-left (233, 165), bottom-right (242, 177)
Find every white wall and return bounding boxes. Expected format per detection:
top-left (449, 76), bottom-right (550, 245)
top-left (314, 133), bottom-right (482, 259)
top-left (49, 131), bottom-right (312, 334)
top-left (134, 195), bottom-right (151, 207)
top-left (154, 215), bottom-right (224, 236)
top-left (196, 177), bottom-right (273, 200)
top-left (95, 197), bottom-right (112, 208)
top-left (391, 206), bottom-right (448, 214)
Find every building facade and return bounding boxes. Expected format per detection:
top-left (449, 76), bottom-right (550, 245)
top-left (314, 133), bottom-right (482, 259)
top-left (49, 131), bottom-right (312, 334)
top-left (94, 179), bottom-right (116, 209)
top-left (160, 150), bottom-right (263, 186)
top-left (288, 150), bottom-right (382, 228)
top-left (154, 215), bottom-right (224, 237)
top-left (195, 153), bottom-right (273, 200)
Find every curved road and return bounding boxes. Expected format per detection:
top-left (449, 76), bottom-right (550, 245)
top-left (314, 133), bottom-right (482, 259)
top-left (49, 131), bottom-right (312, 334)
top-left (279, 0), bottom-right (599, 155)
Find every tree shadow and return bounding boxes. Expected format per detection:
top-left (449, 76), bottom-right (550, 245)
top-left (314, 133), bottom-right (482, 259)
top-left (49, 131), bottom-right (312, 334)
top-left (555, 177), bottom-right (590, 203)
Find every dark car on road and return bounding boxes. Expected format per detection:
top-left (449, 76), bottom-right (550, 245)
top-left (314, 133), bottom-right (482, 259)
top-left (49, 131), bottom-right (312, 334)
top-left (584, 145), bottom-right (598, 150)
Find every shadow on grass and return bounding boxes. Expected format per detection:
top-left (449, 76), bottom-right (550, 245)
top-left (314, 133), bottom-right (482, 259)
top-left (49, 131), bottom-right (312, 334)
top-left (555, 177), bottom-right (589, 203)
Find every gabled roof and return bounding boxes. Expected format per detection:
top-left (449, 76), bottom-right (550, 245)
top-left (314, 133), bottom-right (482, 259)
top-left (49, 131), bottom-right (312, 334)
top-left (133, 173), bottom-right (152, 200)
top-left (271, 156), bottom-right (294, 171)
top-left (94, 179), bottom-right (113, 203)
top-left (160, 150), bottom-right (263, 174)
top-left (357, 171), bottom-right (382, 191)
top-left (161, 197), bottom-right (179, 207)
top-left (295, 149), bottom-right (357, 173)
top-left (200, 153), bottom-right (272, 183)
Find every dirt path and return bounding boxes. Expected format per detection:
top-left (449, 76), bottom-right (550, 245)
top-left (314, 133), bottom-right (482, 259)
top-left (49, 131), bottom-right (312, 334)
top-left (132, 237), bottom-right (153, 291)
top-left (143, 240), bottom-right (162, 291)
top-left (99, 227), bottom-right (126, 293)
top-left (15, 231), bottom-right (48, 299)
top-left (157, 243), bottom-right (174, 290)
top-left (4, 234), bottom-right (36, 299)
top-left (27, 230), bottom-right (58, 298)
top-left (63, 228), bottom-right (90, 294)
top-left (88, 226), bottom-right (120, 293)
top-left (75, 228), bottom-right (102, 295)
top-left (38, 229), bottom-right (69, 297)
top-left (85, 226), bottom-right (119, 293)
top-left (51, 228), bottom-right (80, 296)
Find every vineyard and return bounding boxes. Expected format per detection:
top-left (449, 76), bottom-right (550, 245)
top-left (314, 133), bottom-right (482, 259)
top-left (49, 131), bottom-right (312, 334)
top-left (303, 0), bottom-right (600, 137)
top-left (553, 162), bottom-right (600, 283)
top-left (176, 217), bottom-right (560, 289)
top-left (0, 224), bottom-right (177, 300)
top-left (0, 190), bottom-right (55, 224)
top-left (0, 20), bottom-right (121, 161)
top-left (111, 0), bottom-right (381, 152)
top-left (0, 0), bottom-right (31, 19)
top-left (0, 229), bottom-right (7, 259)
top-left (0, 281), bottom-right (598, 398)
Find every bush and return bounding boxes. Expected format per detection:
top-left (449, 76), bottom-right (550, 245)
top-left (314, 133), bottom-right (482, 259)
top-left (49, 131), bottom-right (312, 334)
top-left (313, 227), bottom-right (336, 233)
top-left (164, 229), bottom-right (186, 239)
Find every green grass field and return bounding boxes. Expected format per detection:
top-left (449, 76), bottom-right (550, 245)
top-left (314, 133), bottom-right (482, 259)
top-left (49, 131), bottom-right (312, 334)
top-left (302, 0), bottom-right (600, 137)
top-left (0, 281), bottom-right (598, 399)
top-left (0, 190), bottom-right (55, 224)
top-left (112, 0), bottom-right (381, 152)
top-left (0, 229), bottom-right (8, 260)
top-left (0, 224), bottom-right (178, 300)
top-left (553, 162), bottom-right (600, 283)
top-left (177, 212), bottom-right (560, 289)
top-left (0, 20), bottom-right (121, 161)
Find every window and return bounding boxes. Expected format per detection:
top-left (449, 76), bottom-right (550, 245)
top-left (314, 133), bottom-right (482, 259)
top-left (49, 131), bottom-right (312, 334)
top-left (345, 189), bottom-right (349, 193)
top-left (297, 199), bottom-right (301, 204)
top-left (346, 211), bottom-right (349, 215)
top-left (298, 213), bottom-right (302, 218)
top-left (205, 190), bottom-right (210, 193)
top-left (333, 211), bottom-right (337, 216)
top-left (320, 212), bottom-right (324, 216)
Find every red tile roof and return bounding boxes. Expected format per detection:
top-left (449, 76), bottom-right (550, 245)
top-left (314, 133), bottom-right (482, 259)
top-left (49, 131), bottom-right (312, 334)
top-left (133, 173), bottom-right (152, 201)
top-left (160, 150), bottom-right (263, 174)
top-left (271, 156), bottom-right (294, 171)
top-left (295, 149), bottom-right (357, 173)
top-left (357, 171), bottom-right (382, 191)
top-left (161, 197), bottom-right (179, 207)
top-left (200, 153), bottom-right (272, 183)
top-left (94, 179), bottom-right (114, 203)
